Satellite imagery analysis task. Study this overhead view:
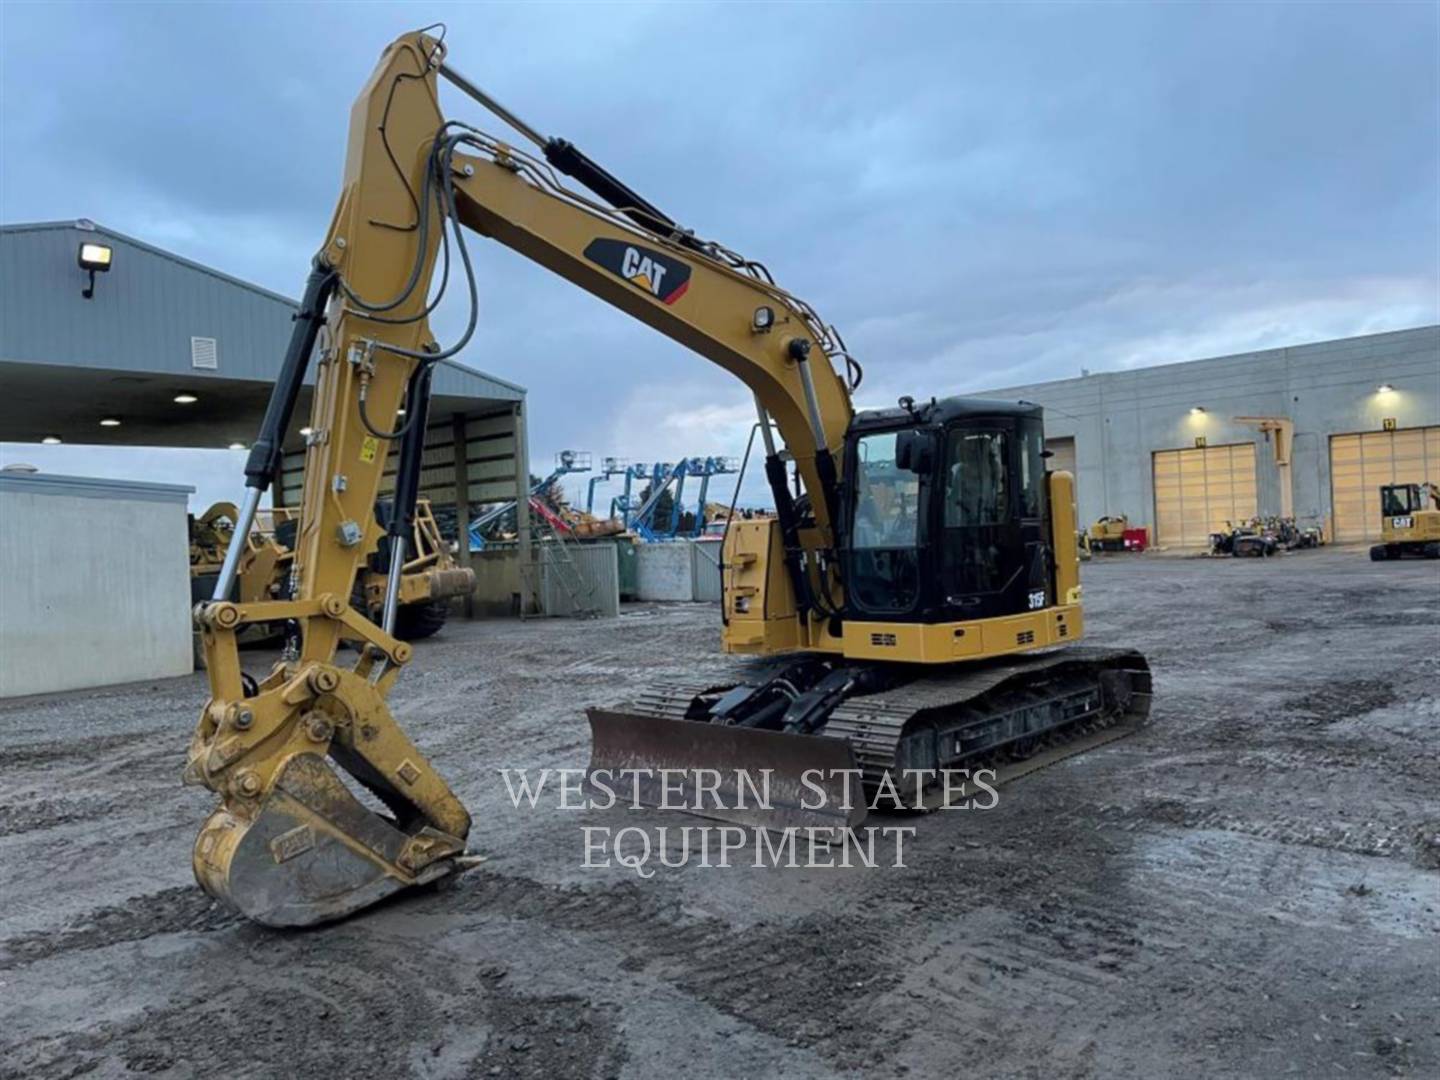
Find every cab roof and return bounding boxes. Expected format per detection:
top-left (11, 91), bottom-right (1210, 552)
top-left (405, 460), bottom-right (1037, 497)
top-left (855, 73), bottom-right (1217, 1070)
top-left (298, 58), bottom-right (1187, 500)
top-left (851, 396), bottom-right (1043, 432)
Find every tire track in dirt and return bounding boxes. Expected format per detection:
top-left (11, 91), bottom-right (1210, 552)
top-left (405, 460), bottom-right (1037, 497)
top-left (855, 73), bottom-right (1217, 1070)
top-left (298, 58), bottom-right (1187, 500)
top-left (1, 870), bottom-right (901, 1071)
top-left (440, 873), bottom-right (906, 1067)
top-left (1, 945), bottom-right (629, 1080)
top-left (0, 886), bottom-right (240, 970)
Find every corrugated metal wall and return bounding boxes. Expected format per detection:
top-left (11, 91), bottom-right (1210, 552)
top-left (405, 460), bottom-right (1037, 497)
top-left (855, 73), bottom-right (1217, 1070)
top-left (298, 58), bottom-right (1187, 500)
top-left (539, 542), bottom-right (620, 618)
top-left (0, 222), bottom-right (522, 402)
top-left (690, 540), bottom-right (723, 602)
top-left (279, 410), bottom-right (521, 515)
top-left (1, 223), bottom-right (295, 380)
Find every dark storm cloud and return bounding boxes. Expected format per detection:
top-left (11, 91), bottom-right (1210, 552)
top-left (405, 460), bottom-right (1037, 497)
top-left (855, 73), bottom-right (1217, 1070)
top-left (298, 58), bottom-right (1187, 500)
top-left (3, 2), bottom-right (1435, 507)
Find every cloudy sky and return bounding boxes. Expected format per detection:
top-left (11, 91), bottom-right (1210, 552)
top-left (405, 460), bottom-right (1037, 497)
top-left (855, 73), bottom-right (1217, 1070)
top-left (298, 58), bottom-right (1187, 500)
top-left (2, 1), bottom-right (1435, 509)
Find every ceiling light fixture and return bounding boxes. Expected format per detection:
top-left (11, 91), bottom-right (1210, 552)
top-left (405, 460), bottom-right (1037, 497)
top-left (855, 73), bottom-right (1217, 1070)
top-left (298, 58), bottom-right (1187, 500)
top-left (99, 417), bottom-right (122, 427)
top-left (1189, 406), bottom-right (1205, 415)
top-left (228, 442), bottom-right (246, 451)
top-left (41, 436), bottom-right (62, 445)
top-left (1376, 383), bottom-right (1394, 393)
top-left (174, 393), bottom-right (198, 404)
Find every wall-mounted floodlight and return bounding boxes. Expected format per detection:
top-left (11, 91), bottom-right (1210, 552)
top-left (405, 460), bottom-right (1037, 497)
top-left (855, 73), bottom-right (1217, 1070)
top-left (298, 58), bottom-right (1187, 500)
top-left (173, 393), bottom-right (198, 404)
top-left (78, 242), bottom-right (113, 299)
top-left (99, 417), bottom-right (121, 428)
top-left (41, 436), bottom-right (62, 445)
top-left (1189, 406), bottom-right (1206, 415)
top-left (1376, 383), bottom-right (1394, 393)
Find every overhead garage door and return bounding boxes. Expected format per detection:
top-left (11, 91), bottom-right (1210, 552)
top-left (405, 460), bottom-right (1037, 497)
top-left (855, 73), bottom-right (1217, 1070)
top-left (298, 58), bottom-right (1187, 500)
top-left (1329, 426), bottom-right (1440, 543)
top-left (1045, 436), bottom-right (1076, 476)
top-left (1153, 443), bottom-right (1257, 548)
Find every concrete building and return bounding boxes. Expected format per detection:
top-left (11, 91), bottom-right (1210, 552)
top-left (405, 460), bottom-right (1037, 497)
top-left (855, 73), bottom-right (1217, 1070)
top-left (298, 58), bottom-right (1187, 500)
top-left (981, 326), bottom-right (1439, 547)
top-left (0, 471), bottom-right (195, 696)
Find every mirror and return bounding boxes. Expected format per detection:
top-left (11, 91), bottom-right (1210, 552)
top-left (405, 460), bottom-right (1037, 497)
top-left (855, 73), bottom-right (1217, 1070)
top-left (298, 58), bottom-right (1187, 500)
top-left (895, 429), bottom-right (935, 474)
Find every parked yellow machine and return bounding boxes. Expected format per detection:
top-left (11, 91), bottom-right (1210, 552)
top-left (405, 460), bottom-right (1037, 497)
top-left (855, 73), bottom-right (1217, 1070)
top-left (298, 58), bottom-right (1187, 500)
top-left (189, 503), bottom-right (292, 645)
top-left (189, 497), bottom-right (473, 640)
top-left (353, 498), bottom-right (476, 639)
top-left (187, 29), bottom-right (1150, 927)
top-left (1370, 483), bottom-right (1440, 560)
top-left (1088, 515), bottom-right (1129, 552)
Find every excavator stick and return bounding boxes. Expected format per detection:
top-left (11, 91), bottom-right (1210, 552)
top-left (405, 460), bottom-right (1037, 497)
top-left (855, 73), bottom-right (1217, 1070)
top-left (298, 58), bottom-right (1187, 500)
top-left (586, 708), bottom-right (865, 834)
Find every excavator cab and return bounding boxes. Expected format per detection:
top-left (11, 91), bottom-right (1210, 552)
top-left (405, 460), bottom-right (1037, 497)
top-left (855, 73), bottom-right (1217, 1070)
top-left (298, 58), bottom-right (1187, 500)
top-left (1381, 484), bottom-right (1424, 517)
top-left (1372, 482), bottom-right (1440, 560)
top-left (843, 400), bottom-right (1050, 624)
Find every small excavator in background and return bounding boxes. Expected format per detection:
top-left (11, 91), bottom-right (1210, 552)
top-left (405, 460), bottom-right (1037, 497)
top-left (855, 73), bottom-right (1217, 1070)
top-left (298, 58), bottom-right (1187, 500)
top-left (187, 29), bottom-right (1150, 927)
top-left (190, 497), bottom-right (473, 640)
top-left (1370, 482), bottom-right (1440, 560)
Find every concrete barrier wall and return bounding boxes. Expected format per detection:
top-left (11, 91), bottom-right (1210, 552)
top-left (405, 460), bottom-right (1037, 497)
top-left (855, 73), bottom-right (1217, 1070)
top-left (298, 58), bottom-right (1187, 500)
top-left (634, 540), bottom-right (724, 603)
top-left (469, 545), bottom-right (532, 617)
top-left (635, 542), bottom-right (694, 601)
top-left (0, 473), bottom-right (194, 697)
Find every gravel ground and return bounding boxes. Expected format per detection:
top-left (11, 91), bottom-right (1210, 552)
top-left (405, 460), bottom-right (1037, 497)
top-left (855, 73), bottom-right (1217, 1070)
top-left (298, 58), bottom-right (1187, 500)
top-left (1, 547), bottom-right (1437, 1078)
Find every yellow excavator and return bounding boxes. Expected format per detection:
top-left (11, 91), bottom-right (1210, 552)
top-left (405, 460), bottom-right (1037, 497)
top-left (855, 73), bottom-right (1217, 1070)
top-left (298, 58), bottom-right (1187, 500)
top-left (188, 29), bottom-right (1150, 927)
top-left (1370, 482), bottom-right (1440, 560)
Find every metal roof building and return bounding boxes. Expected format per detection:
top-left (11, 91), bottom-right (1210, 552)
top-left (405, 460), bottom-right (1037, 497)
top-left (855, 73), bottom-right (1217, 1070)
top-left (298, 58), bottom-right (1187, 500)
top-left (0, 219), bottom-right (530, 515)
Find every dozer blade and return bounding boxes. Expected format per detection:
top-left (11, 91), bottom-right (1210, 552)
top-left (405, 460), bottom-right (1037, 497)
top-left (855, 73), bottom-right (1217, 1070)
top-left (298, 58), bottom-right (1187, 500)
top-left (192, 753), bottom-right (465, 928)
top-left (586, 708), bottom-right (867, 834)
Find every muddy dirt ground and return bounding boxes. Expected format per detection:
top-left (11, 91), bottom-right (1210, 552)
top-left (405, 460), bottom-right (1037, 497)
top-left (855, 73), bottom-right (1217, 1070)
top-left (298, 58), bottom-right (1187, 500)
top-left (2, 548), bottom-right (1437, 1078)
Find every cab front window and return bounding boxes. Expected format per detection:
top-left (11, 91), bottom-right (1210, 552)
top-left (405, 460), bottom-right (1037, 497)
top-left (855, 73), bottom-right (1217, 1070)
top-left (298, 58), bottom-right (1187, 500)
top-left (847, 431), bottom-right (921, 614)
top-left (1381, 485), bottom-right (1419, 516)
top-left (852, 432), bottom-right (919, 549)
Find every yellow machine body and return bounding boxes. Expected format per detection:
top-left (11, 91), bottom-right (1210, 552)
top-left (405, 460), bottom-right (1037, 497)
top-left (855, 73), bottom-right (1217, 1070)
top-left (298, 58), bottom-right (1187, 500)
top-left (722, 470), bottom-right (1085, 662)
top-left (1374, 482), bottom-right (1440, 559)
top-left (1381, 512), bottom-right (1440, 545)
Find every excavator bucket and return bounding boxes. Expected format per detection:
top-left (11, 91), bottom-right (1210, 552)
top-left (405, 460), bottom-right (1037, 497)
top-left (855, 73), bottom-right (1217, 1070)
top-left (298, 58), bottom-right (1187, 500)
top-left (191, 753), bottom-right (466, 928)
top-left (585, 708), bottom-right (866, 834)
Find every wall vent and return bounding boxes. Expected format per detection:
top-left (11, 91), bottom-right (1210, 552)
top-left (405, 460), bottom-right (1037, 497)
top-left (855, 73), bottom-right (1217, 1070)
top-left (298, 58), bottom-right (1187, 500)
top-left (1016, 630), bottom-right (1035, 645)
top-left (191, 336), bottom-right (218, 370)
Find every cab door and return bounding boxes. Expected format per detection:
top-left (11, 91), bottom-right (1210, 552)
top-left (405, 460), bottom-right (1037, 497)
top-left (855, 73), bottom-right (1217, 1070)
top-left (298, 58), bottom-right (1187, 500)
top-left (939, 424), bottom-right (1019, 620)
